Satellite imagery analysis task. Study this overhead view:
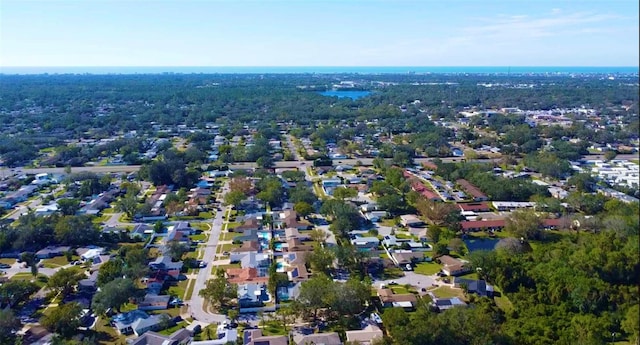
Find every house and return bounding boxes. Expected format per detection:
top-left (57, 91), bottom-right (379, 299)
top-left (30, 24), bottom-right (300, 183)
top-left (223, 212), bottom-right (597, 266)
top-left (457, 202), bottom-right (491, 213)
top-left (400, 214), bottom-right (424, 227)
top-left (277, 210), bottom-right (311, 230)
top-left (226, 267), bottom-right (269, 284)
top-left (112, 310), bottom-right (172, 336)
top-left (237, 283), bottom-right (270, 308)
top-left (453, 278), bottom-right (494, 297)
top-left (492, 201), bottom-right (536, 211)
top-left (286, 238), bottom-right (313, 252)
top-left (137, 294), bottom-right (171, 311)
top-left (131, 328), bottom-right (192, 345)
top-left (131, 224), bottom-right (154, 239)
top-left (460, 220), bottom-right (506, 232)
top-left (365, 211), bottom-right (388, 222)
top-left (243, 329), bottom-right (288, 345)
top-left (230, 241), bottom-right (261, 262)
top-left (293, 332), bottom-right (342, 345)
top-left (392, 250), bottom-right (424, 265)
top-left (456, 179), bottom-right (488, 201)
top-left (234, 217), bottom-right (262, 233)
top-left (79, 270), bottom-right (99, 291)
top-left (377, 288), bottom-right (417, 309)
top-left (283, 227), bottom-right (310, 241)
top-left (35, 245), bottom-right (71, 259)
top-left (431, 297), bottom-right (466, 312)
top-left (149, 255), bottom-right (183, 272)
top-left (165, 229), bottom-right (191, 246)
top-left (78, 246), bottom-right (105, 261)
top-left (350, 236), bottom-right (380, 249)
top-left (345, 324), bottom-right (384, 345)
top-left (34, 203), bottom-right (59, 216)
top-left (438, 255), bottom-right (470, 276)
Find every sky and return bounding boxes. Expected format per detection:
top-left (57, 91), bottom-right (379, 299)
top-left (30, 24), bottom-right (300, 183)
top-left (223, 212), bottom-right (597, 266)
top-left (0, 0), bottom-right (638, 67)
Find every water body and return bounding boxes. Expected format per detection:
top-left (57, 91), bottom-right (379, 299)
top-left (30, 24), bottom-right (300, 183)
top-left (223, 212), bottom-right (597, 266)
top-left (464, 238), bottom-right (500, 252)
top-left (319, 90), bottom-right (372, 100)
top-left (1, 66), bottom-right (638, 75)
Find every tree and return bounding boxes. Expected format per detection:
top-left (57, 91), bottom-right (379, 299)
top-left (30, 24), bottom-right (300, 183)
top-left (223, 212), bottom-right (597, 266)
top-left (622, 304), bottom-right (639, 345)
top-left (505, 209), bottom-right (544, 240)
top-left (604, 150), bottom-right (617, 162)
top-left (57, 198), bottom-right (80, 216)
top-left (293, 201), bottom-right (314, 218)
top-left (309, 228), bottom-right (329, 244)
top-left (198, 271), bottom-right (237, 311)
top-left (47, 267), bottom-right (85, 299)
top-left (416, 198), bottom-right (459, 226)
top-left (0, 280), bottom-right (39, 308)
top-left (229, 177), bottom-right (252, 195)
top-left (568, 173), bottom-right (597, 193)
top-left (40, 302), bottom-right (83, 338)
top-left (116, 194), bottom-right (139, 219)
top-left (256, 156), bottom-right (274, 169)
top-left (298, 274), bottom-right (334, 324)
top-left (92, 278), bottom-right (139, 314)
top-left (166, 240), bottom-right (189, 262)
top-left (306, 246), bottom-right (335, 276)
top-left (54, 215), bottom-right (100, 246)
top-left (97, 259), bottom-right (124, 287)
top-left (495, 237), bottom-right (528, 254)
top-left (224, 190), bottom-right (246, 208)
top-left (427, 226), bottom-right (442, 243)
top-left (0, 308), bottom-right (20, 345)
top-left (332, 187), bottom-right (357, 201)
top-left (267, 262), bottom-right (289, 298)
top-left (377, 193), bottom-right (405, 215)
top-left (448, 238), bottom-right (465, 255)
top-left (434, 243), bottom-right (449, 256)
top-left (275, 305), bottom-right (296, 333)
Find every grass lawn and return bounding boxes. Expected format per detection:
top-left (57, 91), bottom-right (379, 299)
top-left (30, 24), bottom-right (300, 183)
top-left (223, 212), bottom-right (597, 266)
top-left (192, 223), bottom-right (210, 231)
top-left (219, 243), bottom-right (240, 253)
top-left (42, 255), bottom-right (78, 268)
top-left (492, 285), bottom-right (514, 313)
top-left (379, 218), bottom-right (398, 227)
top-left (92, 214), bottom-right (110, 224)
top-left (118, 213), bottom-right (131, 223)
top-left (431, 286), bottom-right (465, 299)
top-left (168, 280), bottom-right (189, 299)
top-left (198, 211), bottom-right (214, 219)
top-left (226, 222), bottom-right (241, 231)
top-left (158, 321), bottom-right (186, 335)
top-left (382, 267), bottom-right (405, 280)
top-left (414, 262), bottom-right (443, 276)
top-left (458, 272), bottom-right (479, 280)
top-left (214, 263), bottom-right (241, 273)
top-left (190, 233), bottom-right (208, 241)
top-left (94, 317), bottom-right (127, 345)
top-left (221, 232), bottom-right (242, 241)
top-left (262, 320), bottom-right (287, 336)
top-left (390, 285), bottom-right (410, 295)
top-left (630, 159), bottom-right (639, 165)
top-left (185, 279), bottom-right (196, 300)
top-left (194, 324), bottom-right (219, 341)
top-left (0, 258), bottom-right (16, 265)
top-left (102, 207), bottom-right (115, 214)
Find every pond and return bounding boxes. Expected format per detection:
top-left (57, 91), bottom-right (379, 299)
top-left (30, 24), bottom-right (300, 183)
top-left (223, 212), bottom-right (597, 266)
top-left (318, 90), bottom-right (372, 100)
top-left (464, 238), bottom-right (500, 252)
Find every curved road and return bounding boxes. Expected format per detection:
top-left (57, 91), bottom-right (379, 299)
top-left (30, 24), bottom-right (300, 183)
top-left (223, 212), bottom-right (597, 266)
top-left (188, 181), bottom-right (230, 324)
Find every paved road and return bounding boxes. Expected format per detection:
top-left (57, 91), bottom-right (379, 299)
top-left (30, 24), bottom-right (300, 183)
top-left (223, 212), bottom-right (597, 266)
top-left (2, 261), bottom-right (59, 279)
top-left (10, 154), bottom-right (639, 176)
top-left (375, 272), bottom-right (441, 296)
top-left (189, 181), bottom-right (230, 324)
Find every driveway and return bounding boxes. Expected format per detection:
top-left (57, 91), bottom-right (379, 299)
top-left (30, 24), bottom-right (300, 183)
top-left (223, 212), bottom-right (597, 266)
top-left (375, 272), bottom-right (442, 296)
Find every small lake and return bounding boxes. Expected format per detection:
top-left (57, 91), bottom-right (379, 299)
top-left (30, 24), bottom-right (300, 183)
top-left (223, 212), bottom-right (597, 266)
top-left (464, 238), bottom-right (500, 252)
top-left (318, 90), bottom-right (372, 100)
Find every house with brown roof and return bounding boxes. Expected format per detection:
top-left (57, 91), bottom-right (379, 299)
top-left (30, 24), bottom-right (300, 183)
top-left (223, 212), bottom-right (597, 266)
top-left (285, 238), bottom-right (313, 252)
top-left (243, 329), bottom-right (288, 345)
top-left (392, 251), bottom-right (424, 265)
top-left (233, 217), bottom-right (262, 233)
top-left (456, 179), bottom-right (488, 201)
top-left (226, 267), bottom-right (269, 284)
top-left (438, 255), bottom-right (471, 276)
top-left (377, 288), bottom-right (417, 309)
top-left (293, 332), bottom-right (341, 345)
top-left (458, 202), bottom-right (491, 212)
top-left (283, 227), bottom-right (310, 241)
top-left (276, 210), bottom-right (311, 230)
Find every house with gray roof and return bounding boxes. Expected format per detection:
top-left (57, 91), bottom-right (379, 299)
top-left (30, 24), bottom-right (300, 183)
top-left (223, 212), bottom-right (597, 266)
top-left (131, 328), bottom-right (192, 345)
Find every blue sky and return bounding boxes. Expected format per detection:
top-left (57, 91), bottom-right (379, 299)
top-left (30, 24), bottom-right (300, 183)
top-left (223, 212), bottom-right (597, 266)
top-left (1, 0), bottom-right (638, 67)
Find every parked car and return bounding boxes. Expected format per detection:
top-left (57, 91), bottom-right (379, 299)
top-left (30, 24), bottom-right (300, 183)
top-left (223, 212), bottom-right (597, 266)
top-left (0, 263), bottom-right (10, 269)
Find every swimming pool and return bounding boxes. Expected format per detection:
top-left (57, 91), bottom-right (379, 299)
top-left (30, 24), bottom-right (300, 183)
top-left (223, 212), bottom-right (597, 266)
top-left (274, 243), bottom-right (284, 251)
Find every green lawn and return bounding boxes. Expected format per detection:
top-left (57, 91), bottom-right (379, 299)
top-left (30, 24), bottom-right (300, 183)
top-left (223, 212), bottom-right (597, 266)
top-left (190, 233), bottom-right (208, 241)
top-left (630, 159), bottom-right (639, 165)
top-left (194, 324), bottom-right (219, 341)
top-left (0, 258), bottom-right (16, 265)
top-left (185, 279), bottom-right (196, 300)
top-left (94, 317), bottom-right (127, 345)
top-left (158, 321), bottom-right (187, 335)
top-left (390, 285), bottom-right (411, 295)
top-left (168, 279), bottom-right (189, 298)
top-left (192, 223), bottom-right (210, 231)
top-left (262, 320), bottom-right (287, 336)
top-left (219, 243), bottom-right (240, 253)
top-left (431, 286), bottom-right (465, 299)
top-left (414, 262), bottom-right (443, 276)
top-left (221, 232), bottom-right (242, 241)
top-left (198, 211), bottom-right (214, 219)
top-left (492, 285), bottom-right (513, 313)
top-left (226, 222), bottom-right (241, 230)
top-left (42, 255), bottom-right (78, 268)
top-left (382, 267), bottom-right (405, 280)
top-left (457, 272), bottom-right (479, 280)
top-left (214, 263), bottom-right (241, 273)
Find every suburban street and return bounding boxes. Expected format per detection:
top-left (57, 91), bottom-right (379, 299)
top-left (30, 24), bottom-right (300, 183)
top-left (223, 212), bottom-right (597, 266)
top-left (188, 180), bottom-right (230, 323)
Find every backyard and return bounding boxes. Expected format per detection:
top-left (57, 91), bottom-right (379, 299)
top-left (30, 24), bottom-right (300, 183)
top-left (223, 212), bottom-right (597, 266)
top-left (414, 262), bottom-right (443, 276)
